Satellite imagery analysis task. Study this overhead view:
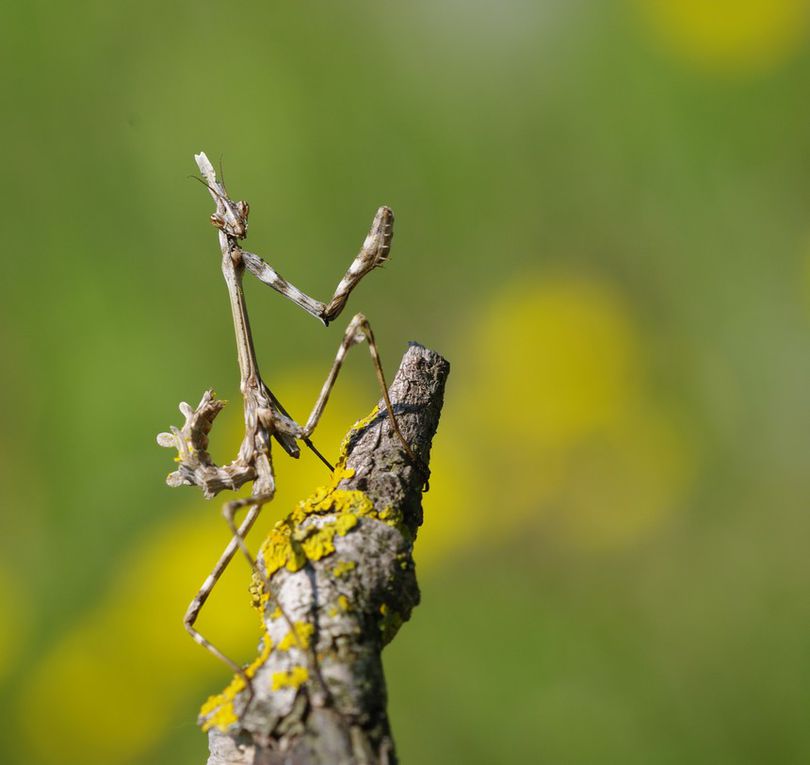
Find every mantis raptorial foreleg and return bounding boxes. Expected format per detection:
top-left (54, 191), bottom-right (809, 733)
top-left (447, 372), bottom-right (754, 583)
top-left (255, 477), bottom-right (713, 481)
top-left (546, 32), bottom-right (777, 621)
top-left (240, 206), bottom-right (394, 325)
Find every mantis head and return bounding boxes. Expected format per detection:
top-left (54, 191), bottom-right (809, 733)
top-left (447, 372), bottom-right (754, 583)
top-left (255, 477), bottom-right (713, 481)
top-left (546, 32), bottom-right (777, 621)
top-left (210, 198), bottom-right (250, 240)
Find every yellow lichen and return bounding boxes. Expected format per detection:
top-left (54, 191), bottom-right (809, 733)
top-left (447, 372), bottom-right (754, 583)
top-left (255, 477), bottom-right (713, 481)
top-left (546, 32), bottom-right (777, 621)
top-left (376, 504), bottom-right (408, 537)
top-left (199, 697), bottom-right (239, 732)
top-left (201, 405), bottom-right (398, 733)
top-left (245, 636), bottom-right (274, 678)
top-left (378, 602), bottom-right (405, 644)
top-left (256, 418), bottom-right (378, 579)
top-left (298, 512), bottom-right (359, 560)
top-left (199, 673), bottom-right (244, 733)
top-left (249, 578), bottom-right (269, 613)
top-left (332, 560), bottom-right (356, 577)
top-left (271, 666), bottom-right (309, 691)
top-left (199, 634), bottom-right (273, 732)
top-left (277, 621), bottom-right (315, 652)
top-left (344, 405), bottom-right (381, 442)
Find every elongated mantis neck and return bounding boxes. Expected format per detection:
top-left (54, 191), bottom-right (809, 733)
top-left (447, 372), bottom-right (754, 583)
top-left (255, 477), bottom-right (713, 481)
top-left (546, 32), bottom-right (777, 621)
top-left (219, 231), bottom-right (262, 392)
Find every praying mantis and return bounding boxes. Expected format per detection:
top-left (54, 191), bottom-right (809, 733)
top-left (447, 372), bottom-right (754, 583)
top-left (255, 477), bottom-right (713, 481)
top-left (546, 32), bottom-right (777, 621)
top-left (156, 152), bottom-right (424, 694)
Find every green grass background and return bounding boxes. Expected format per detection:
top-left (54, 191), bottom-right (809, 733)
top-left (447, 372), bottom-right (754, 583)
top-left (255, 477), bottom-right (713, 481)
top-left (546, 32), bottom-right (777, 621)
top-left (1, 2), bottom-right (809, 763)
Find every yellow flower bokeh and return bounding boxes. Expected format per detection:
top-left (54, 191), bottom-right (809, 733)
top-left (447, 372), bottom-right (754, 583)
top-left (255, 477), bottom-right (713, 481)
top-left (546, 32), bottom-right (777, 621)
top-left (634, 0), bottom-right (810, 74)
top-left (550, 404), bottom-right (694, 550)
top-left (471, 277), bottom-right (643, 448)
top-left (420, 274), bottom-right (695, 559)
top-left (19, 507), bottom-right (261, 764)
top-left (17, 373), bottom-right (370, 764)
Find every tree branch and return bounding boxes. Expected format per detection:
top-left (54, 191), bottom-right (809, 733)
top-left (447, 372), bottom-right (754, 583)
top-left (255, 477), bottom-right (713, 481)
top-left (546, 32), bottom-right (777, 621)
top-left (202, 343), bottom-right (450, 765)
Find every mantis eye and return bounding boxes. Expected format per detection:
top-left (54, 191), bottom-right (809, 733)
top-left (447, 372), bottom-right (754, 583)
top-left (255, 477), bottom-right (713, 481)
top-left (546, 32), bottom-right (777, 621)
top-left (239, 201), bottom-right (249, 219)
top-left (210, 214), bottom-right (222, 228)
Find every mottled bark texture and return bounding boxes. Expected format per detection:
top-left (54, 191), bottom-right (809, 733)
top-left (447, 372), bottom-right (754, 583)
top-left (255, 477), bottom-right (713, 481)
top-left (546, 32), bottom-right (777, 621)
top-left (204, 343), bottom-right (449, 765)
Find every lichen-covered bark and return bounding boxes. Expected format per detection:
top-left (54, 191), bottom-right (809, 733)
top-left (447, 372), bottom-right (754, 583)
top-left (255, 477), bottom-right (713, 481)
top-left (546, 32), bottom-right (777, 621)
top-left (204, 344), bottom-right (449, 765)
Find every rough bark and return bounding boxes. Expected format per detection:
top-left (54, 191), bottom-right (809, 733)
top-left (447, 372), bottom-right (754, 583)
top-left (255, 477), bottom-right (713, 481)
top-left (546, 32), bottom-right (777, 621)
top-left (203, 343), bottom-right (449, 765)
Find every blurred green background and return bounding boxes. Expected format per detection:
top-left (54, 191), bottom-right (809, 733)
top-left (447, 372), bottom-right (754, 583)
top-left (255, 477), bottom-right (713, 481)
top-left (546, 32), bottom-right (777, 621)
top-left (2, 1), bottom-right (810, 763)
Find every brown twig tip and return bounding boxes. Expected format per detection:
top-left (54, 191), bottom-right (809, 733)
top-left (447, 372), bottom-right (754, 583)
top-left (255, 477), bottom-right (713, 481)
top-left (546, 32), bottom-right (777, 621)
top-left (205, 344), bottom-right (450, 765)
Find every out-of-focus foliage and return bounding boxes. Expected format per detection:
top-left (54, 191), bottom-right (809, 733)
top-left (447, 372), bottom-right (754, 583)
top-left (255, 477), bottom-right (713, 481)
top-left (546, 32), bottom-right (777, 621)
top-left (0, 567), bottom-right (27, 682)
top-left (637, 0), bottom-right (810, 73)
top-left (1, 1), bottom-right (809, 763)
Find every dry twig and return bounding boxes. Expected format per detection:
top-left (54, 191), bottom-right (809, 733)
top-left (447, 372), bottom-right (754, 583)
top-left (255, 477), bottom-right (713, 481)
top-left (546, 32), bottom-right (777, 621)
top-left (203, 344), bottom-right (449, 765)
